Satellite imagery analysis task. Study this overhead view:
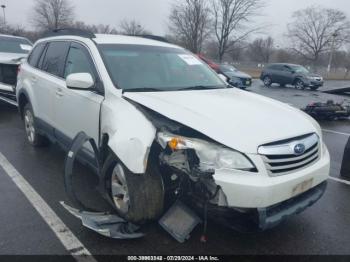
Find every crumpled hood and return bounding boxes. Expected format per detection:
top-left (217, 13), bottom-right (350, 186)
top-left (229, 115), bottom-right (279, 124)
top-left (124, 88), bottom-right (319, 153)
top-left (0, 52), bottom-right (27, 65)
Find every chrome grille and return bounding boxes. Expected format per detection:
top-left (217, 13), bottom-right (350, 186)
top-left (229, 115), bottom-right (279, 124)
top-left (258, 133), bottom-right (320, 176)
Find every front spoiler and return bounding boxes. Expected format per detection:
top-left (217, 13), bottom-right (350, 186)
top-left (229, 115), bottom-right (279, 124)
top-left (258, 181), bottom-right (327, 230)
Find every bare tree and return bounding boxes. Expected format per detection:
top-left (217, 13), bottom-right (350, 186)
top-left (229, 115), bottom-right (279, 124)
top-left (247, 36), bottom-right (274, 63)
top-left (168, 0), bottom-right (211, 53)
top-left (71, 21), bottom-right (118, 34)
top-left (31, 0), bottom-right (75, 31)
top-left (119, 19), bottom-right (150, 35)
top-left (287, 6), bottom-right (350, 64)
top-left (212, 0), bottom-right (264, 62)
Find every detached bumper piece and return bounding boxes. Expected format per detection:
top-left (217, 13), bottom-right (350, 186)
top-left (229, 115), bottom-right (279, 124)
top-left (258, 181), bottom-right (327, 231)
top-left (159, 201), bottom-right (201, 243)
top-left (61, 202), bottom-right (144, 239)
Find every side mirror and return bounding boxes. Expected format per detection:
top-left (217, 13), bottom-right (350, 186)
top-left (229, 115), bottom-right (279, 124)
top-left (66, 73), bottom-right (94, 90)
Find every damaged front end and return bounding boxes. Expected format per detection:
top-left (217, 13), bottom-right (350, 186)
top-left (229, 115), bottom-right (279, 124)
top-left (0, 61), bottom-right (21, 104)
top-left (154, 130), bottom-right (262, 233)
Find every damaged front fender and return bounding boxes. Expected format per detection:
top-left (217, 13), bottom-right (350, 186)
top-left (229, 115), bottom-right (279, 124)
top-left (101, 97), bottom-right (157, 174)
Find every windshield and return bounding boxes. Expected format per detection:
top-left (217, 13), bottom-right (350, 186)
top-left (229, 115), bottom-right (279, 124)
top-left (0, 36), bottom-right (32, 54)
top-left (289, 65), bottom-right (309, 74)
top-left (220, 65), bottom-right (238, 72)
top-left (99, 44), bottom-right (226, 91)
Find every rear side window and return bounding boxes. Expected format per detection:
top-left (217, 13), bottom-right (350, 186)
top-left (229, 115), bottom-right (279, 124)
top-left (28, 43), bottom-right (46, 68)
top-left (42, 42), bottom-right (70, 77)
top-left (268, 65), bottom-right (283, 70)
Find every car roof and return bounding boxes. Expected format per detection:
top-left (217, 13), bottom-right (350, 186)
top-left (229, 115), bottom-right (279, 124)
top-left (37, 34), bottom-right (182, 49)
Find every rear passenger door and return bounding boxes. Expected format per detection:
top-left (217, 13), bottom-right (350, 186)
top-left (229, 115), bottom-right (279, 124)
top-left (32, 41), bottom-right (70, 135)
top-left (54, 42), bottom-right (104, 149)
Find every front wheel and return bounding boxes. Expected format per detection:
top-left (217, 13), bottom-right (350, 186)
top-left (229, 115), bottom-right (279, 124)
top-left (295, 79), bottom-right (305, 90)
top-left (23, 104), bottom-right (48, 147)
top-left (103, 154), bottom-right (164, 223)
top-left (263, 76), bottom-right (272, 87)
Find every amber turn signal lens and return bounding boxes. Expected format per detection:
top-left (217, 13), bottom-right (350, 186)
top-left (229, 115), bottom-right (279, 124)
top-left (168, 138), bottom-right (180, 150)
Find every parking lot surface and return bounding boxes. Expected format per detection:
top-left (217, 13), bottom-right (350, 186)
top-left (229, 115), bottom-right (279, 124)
top-left (0, 80), bottom-right (349, 256)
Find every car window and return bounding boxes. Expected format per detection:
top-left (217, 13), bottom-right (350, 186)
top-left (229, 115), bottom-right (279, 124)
top-left (269, 65), bottom-right (284, 71)
top-left (41, 42), bottom-right (70, 77)
top-left (99, 44), bottom-right (225, 91)
top-left (0, 36), bottom-right (32, 54)
top-left (64, 44), bottom-right (96, 80)
top-left (28, 43), bottom-right (46, 68)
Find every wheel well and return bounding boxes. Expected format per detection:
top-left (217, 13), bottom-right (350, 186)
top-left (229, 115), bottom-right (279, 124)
top-left (99, 133), bottom-right (110, 165)
top-left (18, 93), bottom-right (29, 119)
top-left (293, 78), bottom-right (301, 85)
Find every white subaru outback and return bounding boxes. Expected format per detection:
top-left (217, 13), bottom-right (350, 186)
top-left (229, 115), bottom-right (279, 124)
top-left (16, 29), bottom-right (330, 230)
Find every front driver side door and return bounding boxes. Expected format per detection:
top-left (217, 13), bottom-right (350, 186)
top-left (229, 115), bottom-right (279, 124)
top-left (54, 42), bottom-right (104, 150)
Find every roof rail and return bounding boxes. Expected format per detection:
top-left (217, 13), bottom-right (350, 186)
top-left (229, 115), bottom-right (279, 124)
top-left (42, 28), bottom-right (96, 39)
top-left (137, 35), bottom-right (170, 43)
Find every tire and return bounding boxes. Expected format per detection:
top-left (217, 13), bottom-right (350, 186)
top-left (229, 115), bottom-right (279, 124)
top-left (23, 103), bottom-right (49, 147)
top-left (102, 154), bottom-right (164, 223)
top-left (294, 79), bottom-right (305, 90)
top-left (263, 76), bottom-right (272, 87)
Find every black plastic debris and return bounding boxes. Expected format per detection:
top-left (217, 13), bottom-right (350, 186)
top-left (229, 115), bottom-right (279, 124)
top-left (323, 87), bottom-right (350, 97)
top-left (341, 137), bottom-right (350, 179)
top-left (159, 201), bottom-right (201, 243)
top-left (61, 202), bottom-right (144, 239)
top-left (302, 100), bottom-right (350, 120)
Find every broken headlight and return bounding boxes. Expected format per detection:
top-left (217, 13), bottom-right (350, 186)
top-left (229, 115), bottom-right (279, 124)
top-left (157, 131), bottom-right (256, 171)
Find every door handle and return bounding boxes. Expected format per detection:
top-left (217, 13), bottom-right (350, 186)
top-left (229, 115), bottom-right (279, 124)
top-left (56, 88), bottom-right (64, 97)
top-left (31, 76), bottom-right (37, 83)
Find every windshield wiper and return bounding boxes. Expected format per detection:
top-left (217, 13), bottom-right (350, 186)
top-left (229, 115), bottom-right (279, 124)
top-left (123, 87), bottom-right (165, 93)
top-left (177, 85), bottom-right (223, 91)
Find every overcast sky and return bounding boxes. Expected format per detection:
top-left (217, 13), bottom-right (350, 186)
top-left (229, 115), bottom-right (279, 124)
top-left (1, 0), bottom-right (350, 45)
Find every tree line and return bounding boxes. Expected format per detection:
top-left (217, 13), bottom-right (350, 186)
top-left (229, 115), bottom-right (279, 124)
top-left (1, 0), bottom-right (350, 70)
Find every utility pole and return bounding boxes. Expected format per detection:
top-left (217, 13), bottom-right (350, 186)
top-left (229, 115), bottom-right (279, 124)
top-left (1, 4), bottom-right (6, 25)
top-left (327, 32), bottom-right (338, 76)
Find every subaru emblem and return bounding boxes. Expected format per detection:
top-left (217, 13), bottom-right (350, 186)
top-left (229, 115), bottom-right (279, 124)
top-left (294, 143), bottom-right (306, 155)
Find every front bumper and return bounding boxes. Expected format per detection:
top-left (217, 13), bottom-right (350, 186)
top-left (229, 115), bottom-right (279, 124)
top-left (212, 145), bottom-right (330, 208)
top-left (206, 181), bottom-right (327, 232)
top-left (258, 181), bottom-right (327, 230)
top-left (229, 78), bottom-right (252, 89)
top-left (307, 80), bottom-right (324, 87)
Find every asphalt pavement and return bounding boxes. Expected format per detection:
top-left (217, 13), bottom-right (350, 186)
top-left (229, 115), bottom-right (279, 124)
top-left (0, 81), bottom-right (349, 257)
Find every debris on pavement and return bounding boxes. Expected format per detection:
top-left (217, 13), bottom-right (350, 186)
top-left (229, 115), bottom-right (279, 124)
top-left (323, 87), bottom-right (350, 97)
top-left (60, 202), bottom-right (144, 239)
top-left (302, 100), bottom-right (350, 120)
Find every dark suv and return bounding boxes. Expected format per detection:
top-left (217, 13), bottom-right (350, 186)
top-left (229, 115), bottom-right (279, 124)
top-left (260, 63), bottom-right (324, 90)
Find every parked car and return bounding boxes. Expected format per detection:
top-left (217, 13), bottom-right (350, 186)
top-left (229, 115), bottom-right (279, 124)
top-left (16, 30), bottom-right (330, 231)
top-left (218, 64), bottom-right (252, 89)
top-left (0, 34), bottom-right (32, 105)
top-left (260, 63), bottom-right (324, 90)
top-left (197, 54), bottom-right (220, 72)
